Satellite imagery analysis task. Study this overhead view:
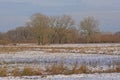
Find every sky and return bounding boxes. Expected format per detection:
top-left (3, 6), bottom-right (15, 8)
top-left (0, 0), bottom-right (120, 32)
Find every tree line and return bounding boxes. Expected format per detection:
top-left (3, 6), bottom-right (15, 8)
top-left (0, 13), bottom-right (120, 45)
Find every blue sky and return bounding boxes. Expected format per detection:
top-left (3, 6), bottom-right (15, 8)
top-left (0, 0), bottom-right (120, 32)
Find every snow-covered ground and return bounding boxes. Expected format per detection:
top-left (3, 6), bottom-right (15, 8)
top-left (0, 51), bottom-right (119, 65)
top-left (0, 51), bottom-right (119, 70)
top-left (10, 43), bottom-right (119, 47)
top-left (0, 44), bottom-right (119, 80)
top-left (42, 43), bottom-right (120, 47)
top-left (0, 43), bottom-right (119, 55)
top-left (0, 73), bottom-right (120, 80)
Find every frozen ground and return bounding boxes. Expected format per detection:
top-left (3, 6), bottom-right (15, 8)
top-left (0, 44), bottom-right (119, 80)
top-left (0, 73), bottom-right (120, 80)
top-left (0, 51), bottom-right (119, 70)
top-left (9, 43), bottom-right (120, 47)
top-left (42, 43), bottom-right (120, 47)
top-left (0, 43), bottom-right (119, 55)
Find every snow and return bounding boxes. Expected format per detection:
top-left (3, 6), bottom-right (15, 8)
top-left (41, 43), bottom-right (120, 47)
top-left (0, 51), bottom-right (119, 64)
top-left (0, 44), bottom-right (119, 80)
top-left (0, 51), bottom-right (119, 70)
top-left (0, 73), bottom-right (120, 80)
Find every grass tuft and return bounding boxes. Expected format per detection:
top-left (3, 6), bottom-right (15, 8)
top-left (0, 67), bottom-right (8, 77)
top-left (21, 66), bottom-right (42, 76)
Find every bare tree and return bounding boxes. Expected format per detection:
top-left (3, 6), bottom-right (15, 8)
top-left (6, 26), bottom-right (34, 43)
top-left (0, 32), bottom-right (9, 45)
top-left (29, 13), bottom-right (50, 45)
top-left (49, 15), bottom-right (75, 43)
top-left (80, 16), bottom-right (100, 42)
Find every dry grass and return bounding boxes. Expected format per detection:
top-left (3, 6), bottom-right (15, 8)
top-left (0, 45), bottom-right (119, 55)
top-left (102, 65), bottom-right (120, 73)
top-left (0, 67), bottom-right (8, 77)
top-left (11, 66), bottom-right (43, 76)
top-left (76, 64), bottom-right (91, 73)
top-left (0, 47), bottom-right (28, 52)
top-left (0, 63), bottom-right (119, 77)
top-left (115, 66), bottom-right (120, 72)
top-left (11, 67), bottom-right (21, 76)
top-left (64, 63), bottom-right (92, 75)
top-left (21, 66), bottom-right (42, 76)
top-left (45, 62), bottom-right (92, 75)
top-left (45, 62), bottom-right (68, 75)
top-left (45, 61), bottom-right (120, 75)
top-left (46, 49), bottom-right (63, 53)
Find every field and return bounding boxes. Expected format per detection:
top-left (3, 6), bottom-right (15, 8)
top-left (0, 73), bottom-right (120, 80)
top-left (0, 43), bottom-right (119, 80)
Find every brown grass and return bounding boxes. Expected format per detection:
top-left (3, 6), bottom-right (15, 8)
top-left (45, 62), bottom-right (68, 75)
top-left (0, 67), bottom-right (8, 77)
top-left (0, 45), bottom-right (119, 55)
top-left (0, 63), bottom-right (119, 76)
top-left (102, 66), bottom-right (120, 73)
top-left (21, 66), bottom-right (42, 76)
top-left (0, 47), bottom-right (28, 52)
top-left (45, 62), bottom-right (92, 75)
top-left (11, 67), bottom-right (21, 76)
top-left (64, 63), bottom-right (92, 75)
